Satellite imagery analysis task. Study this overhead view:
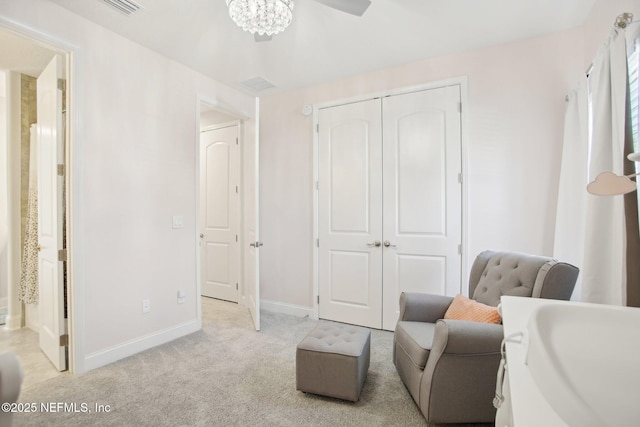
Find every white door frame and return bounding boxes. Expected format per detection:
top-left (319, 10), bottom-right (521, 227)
top-left (0, 20), bottom-right (80, 373)
top-left (312, 76), bottom-right (469, 322)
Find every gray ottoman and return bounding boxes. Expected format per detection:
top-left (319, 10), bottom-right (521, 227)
top-left (296, 323), bottom-right (371, 401)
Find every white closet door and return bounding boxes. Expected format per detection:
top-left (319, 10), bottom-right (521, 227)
top-left (381, 86), bottom-right (462, 330)
top-left (318, 99), bottom-right (383, 328)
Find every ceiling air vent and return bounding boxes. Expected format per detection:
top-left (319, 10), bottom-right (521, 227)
top-left (101, 0), bottom-right (143, 15)
top-left (240, 77), bottom-right (276, 92)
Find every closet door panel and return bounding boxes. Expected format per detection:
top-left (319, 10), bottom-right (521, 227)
top-left (382, 86), bottom-right (462, 331)
top-left (397, 111), bottom-right (446, 235)
top-left (318, 99), bottom-right (383, 329)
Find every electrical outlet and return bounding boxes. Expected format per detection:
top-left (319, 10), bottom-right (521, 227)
top-left (142, 299), bottom-right (151, 313)
top-left (177, 290), bottom-right (186, 304)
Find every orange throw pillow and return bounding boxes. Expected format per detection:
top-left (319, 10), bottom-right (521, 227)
top-left (444, 294), bottom-right (501, 324)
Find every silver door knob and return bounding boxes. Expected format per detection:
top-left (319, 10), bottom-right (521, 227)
top-left (367, 240), bottom-right (381, 247)
top-left (383, 240), bottom-right (396, 247)
top-left (200, 233), bottom-right (204, 238)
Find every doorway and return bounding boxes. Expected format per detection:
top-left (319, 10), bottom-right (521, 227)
top-left (197, 100), bottom-right (261, 330)
top-left (200, 121), bottom-right (241, 303)
top-left (0, 28), bottom-right (72, 380)
top-left (316, 84), bottom-right (464, 330)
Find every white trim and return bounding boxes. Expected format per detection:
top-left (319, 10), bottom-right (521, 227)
top-left (459, 77), bottom-right (470, 295)
top-left (314, 76), bottom-right (469, 111)
top-left (5, 71), bottom-right (22, 331)
top-left (261, 299), bottom-right (314, 318)
top-left (84, 320), bottom-right (200, 371)
top-left (312, 76), bottom-right (469, 315)
top-left (201, 120), bottom-right (240, 133)
top-left (312, 105), bottom-right (320, 321)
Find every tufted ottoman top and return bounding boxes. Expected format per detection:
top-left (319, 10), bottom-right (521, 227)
top-left (297, 323), bottom-right (370, 357)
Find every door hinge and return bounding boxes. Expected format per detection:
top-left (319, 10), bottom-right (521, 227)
top-left (57, 78), bottom-right (66, 92)
top-left (236, 235), bottom-right (238, 242)
top-left (236, 137), bottom-right (239, 145)
top-left (57, 164), bottom-right (65, 176)
top-left (316, 238), bottom-right (319, 248)
top-left (59, 334), bottom-right (69, 346)
top-left (236, 185), bottom-right (239, 194)
top-left (316, 124), bottom-right (319, 133)
top-left (317, 295), bottom-right (320, 304)
top-left (236, 283), bottom-right (239, 290)
top-left (58, 249), bottom-right (68, 262)
top-left (458, 172), bottom-right (462, 184)
top-left (457, 102), bottom-right (462, 113)
top-left (315, 181), bottom-right (319, 190)
top-left (458, 244), bottom-right (462, 255)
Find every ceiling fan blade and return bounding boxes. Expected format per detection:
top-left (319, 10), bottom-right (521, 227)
top-left (254, 33), bottom-right (273, 42)
top-left (314, 0), bottom-right (371, 17)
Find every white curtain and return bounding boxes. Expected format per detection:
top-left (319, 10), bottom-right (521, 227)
top-left (553, 80), bottom-right (589, 301)
top-left (581, 28), bottom-right (629, 305)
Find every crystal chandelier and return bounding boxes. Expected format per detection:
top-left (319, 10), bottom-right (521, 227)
top-left (226, 0), bottom-right (294, 36)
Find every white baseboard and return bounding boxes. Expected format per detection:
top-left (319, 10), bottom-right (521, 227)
top-left (260, 299), bottom-right (314, 318)
top-left (3, 314), bottom-right (23, 330)
top-left (84, 319), bottom-right (200, 371)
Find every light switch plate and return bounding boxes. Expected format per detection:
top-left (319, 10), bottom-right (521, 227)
top-left (172, 215), bottom-right (184, 229)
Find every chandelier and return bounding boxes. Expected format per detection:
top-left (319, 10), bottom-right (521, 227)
top-left (226, 0), bottom-right (294, 36)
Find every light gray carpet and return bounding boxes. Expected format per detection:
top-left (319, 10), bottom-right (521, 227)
top-left (13, 298), bottom-right (492, 427)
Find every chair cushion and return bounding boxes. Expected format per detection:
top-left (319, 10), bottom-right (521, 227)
top-left (394, 321), bottom-right (436, 370)
top-left (472, 252), bottom-right (550, 306)
top-left (444, 294), bottom-right (501, 324)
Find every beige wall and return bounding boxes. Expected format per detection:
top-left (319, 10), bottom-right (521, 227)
top-left (257, 0), bottom-right (637, 310)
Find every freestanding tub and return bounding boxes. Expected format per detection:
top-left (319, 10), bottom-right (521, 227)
top-left (525, 303), bottom-right (640, 427)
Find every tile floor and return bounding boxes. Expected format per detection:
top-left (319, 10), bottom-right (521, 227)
top-left (0, 324), bottom-right (66, 390)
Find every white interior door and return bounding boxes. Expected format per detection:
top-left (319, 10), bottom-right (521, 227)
top-left (244, 98), bottom-right (260, 331)
top-left (200, 124), bottom-right (240, 303)
top-left (37, 54), bottom-right (66, 371)
top-left (381, 86), bottom-right (462, 330)
top-left (318, 99), bottom-right (383, 328)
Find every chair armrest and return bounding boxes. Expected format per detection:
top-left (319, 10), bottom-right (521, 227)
top-left (431, 319), bottom-right (503, 356)
top-left (399, 292), bottom-right (454, 323)
top-left (420, 320), bottom-right (504, 422)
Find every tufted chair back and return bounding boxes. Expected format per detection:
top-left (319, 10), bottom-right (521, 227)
top-left (468, 250), bottom-right (578, 307)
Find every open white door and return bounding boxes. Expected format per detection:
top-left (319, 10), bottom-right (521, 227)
top-left (37, 54), bottom-right (67, 371)
top-left (244, 98), bottom-right (260, 331)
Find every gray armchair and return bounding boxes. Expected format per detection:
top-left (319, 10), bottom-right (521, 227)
top-left (393, 250), bottom-right (579, 424)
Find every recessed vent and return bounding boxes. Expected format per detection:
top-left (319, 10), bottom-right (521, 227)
top-left (101, 0), bottom-right (143, 15)
top-left (240, 77), bottom-right (276, 92)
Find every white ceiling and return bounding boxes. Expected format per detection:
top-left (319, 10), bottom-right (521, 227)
top-left (20, 0), bottom-right (598, 93)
